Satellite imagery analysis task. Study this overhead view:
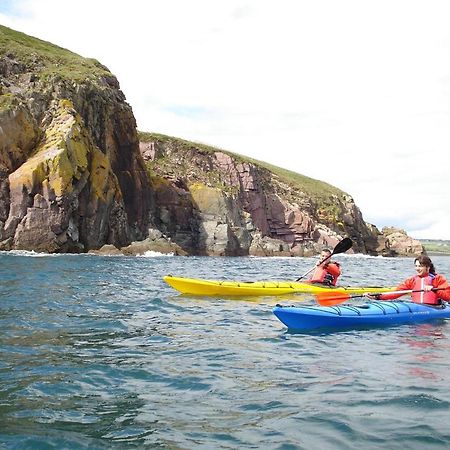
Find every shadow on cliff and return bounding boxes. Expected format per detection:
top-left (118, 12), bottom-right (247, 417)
top-left (150, 177), bottom-right (247, 256)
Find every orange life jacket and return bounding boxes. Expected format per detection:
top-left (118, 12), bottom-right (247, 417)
top-left (310, 263), bottom-right (341, 286)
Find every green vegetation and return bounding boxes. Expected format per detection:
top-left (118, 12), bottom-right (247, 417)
top-left (138, 131), bottom-right (347, 205)
top-left (139, 131), bottom-right (231, 157)
top-left (420, 239), bottom-right (450, 255)
top-left (139, 132), bottom-right (240, 195)
top-left (243, 156), bottom-right (344, 198)
top-left (0, 24), bottom-right (111, 82)
top-left (0, 92), bottom-right (16, 111)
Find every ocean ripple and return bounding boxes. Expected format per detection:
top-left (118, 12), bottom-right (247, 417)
top-left (1, 254), bottom-right (450, 448)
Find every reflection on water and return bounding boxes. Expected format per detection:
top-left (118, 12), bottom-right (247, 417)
top-left (398, 323), bottom-right (449, 381)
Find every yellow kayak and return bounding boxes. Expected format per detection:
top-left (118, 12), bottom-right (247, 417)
top-left (163, 275), bottom-right (395, 297)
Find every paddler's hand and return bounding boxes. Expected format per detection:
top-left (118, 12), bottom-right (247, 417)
top-left (364, 293), bottom-right (381, 300)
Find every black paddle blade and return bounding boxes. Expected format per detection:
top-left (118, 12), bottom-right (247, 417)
top-left (332, 237), bottom-right (353, 255)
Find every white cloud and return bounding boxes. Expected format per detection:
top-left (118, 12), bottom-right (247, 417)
top-left (2, 0), bottom-right (450, 239)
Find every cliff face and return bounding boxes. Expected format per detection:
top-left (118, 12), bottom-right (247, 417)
top-left (0, 25), bottom-right (423, 257)
top-left (0, 25), bottom-right (152, 252)
top-left (139, 133), bottom-right (393, 256)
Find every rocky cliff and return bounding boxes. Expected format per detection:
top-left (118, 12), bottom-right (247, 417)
top-left (0, 25), bottom-right (423, 257)
top-left (136, 133), bottom-right (422, 257)
top-left (0, 25), bottom-right (152, 252)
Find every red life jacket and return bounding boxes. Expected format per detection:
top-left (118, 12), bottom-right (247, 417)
top-left (310, 263), bottom-right (340, 286)
top-left (411, 274), bottom-right (439, 305)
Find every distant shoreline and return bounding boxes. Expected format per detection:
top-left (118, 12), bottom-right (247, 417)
top-left (420, 240), bottom-right (450, 257)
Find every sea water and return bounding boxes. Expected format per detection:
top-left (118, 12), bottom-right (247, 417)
top-left (1, 252), bottom-right (450, 449)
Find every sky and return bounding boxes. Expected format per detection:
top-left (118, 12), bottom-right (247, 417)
top-left (1, 0), bottom-right (450, 240)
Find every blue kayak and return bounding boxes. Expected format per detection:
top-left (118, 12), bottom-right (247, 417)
top-left (272, 301), bottom-right (450, 331)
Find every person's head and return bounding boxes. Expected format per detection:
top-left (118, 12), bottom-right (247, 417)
top-left (414, 255), bottom-right (436, 276)
top-left (319, 248), bottom-right (332, 262)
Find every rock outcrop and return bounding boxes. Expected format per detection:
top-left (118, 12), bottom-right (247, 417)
top-left (375, 227), bottom-right (424, 257)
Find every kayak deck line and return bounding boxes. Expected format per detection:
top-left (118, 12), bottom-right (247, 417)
top-left (275, 301), bottom-right (416, 317)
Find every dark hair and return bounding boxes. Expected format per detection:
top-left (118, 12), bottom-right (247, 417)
top-left (414, 255), bottom-right (436, 274)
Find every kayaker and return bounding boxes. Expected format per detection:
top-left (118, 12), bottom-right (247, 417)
top-left (309, 248), bottom-right (341, 286)
top-left (367, 255), bottom-right (450, 305)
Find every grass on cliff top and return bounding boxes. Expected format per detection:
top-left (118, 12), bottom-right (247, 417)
top-left (0, 24), bottom-right (111, 82)
top-left (138, 131), bottom-right (346, 199)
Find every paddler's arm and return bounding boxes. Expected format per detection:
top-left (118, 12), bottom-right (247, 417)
top-left (433, 275), bottom-right (450, 301)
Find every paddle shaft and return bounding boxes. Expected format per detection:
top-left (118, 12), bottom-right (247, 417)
top-left (316, 287), bottom-right (449, 306)
top-left (362, 287), bottom-right (447, 299)
top-left (367, 287), bottom-right (448, 298)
